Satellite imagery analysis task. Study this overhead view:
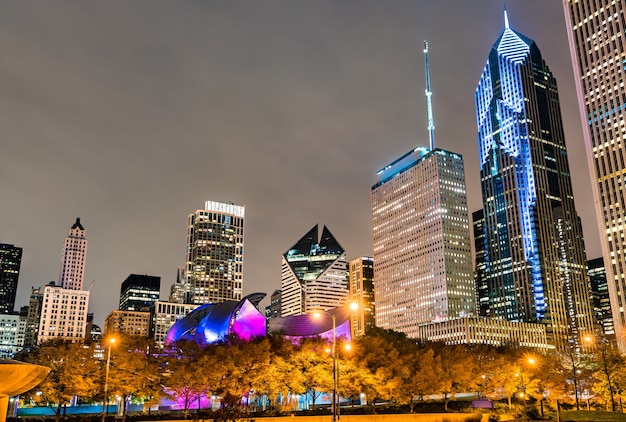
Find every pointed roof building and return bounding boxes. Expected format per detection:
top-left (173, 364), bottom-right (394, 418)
top-left (280, 225), bottom-right (348, 316)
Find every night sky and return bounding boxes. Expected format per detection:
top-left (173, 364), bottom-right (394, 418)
top-left (1, 1), bottom-right (601, 328)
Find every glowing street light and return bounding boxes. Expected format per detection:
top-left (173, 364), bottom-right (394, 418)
top-left (313, 303), bottom-right (357, 422)
top-left (102, 337), bottom-right (117, 422)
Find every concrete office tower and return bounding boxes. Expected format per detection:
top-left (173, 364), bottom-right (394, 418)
top-left (0, 244), bottom-right (22, 314)
top-left (37, 282), bottom-right (90, 344)
top-left (475, 10), bottom-right (594, 350)
top-left (563, 0), bottom-right (626, 350)
top-left (59, 218), bottom-right (87, 290)
top-left (372, 147), bottom-right (476, 338)
top-left (472, 210), bottom-right (489, 316)
top-left (185, 201), bottom-right (244, 305)
top-left (119, 274), bottom-right (161, 311)
top-left (280, 225), bottom-right (348, 316)
top-left (349, 256), bottom-right (375, 338)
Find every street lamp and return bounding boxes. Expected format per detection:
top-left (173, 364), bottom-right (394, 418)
top-left (313, 303), bottom-right (358, 422)
top-left (516, 357), bottom-right (535, 406)
top-left (102, 337), bottom-right (116, 422)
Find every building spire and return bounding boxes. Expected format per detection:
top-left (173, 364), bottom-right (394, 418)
top-left (504, 5), bottom-right (509, 29)
top-left (423, 41), bottom-right (435, 150)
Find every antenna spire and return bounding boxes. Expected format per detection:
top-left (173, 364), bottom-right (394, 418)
top-left (423, 41), bottom-right (435, 150)
top-left (504, 5), bottom-right (509, 29)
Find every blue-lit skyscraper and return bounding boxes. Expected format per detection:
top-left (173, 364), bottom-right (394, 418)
top-left (474, 11), bottom-right (594, 350)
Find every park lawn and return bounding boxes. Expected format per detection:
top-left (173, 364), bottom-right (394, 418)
top-left (562, 410), bottom-right (626, 421)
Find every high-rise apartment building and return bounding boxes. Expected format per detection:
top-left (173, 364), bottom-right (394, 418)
top-left (348, 256), bottom-right (375, 337)
top-left (588, 257), bottom-right (614, 339)
top-left (0, 244), bottom-right (22, 314)
top-left (563, 0), bottom-right (626, 350)
top-left (59, 218), bottom-right (87, 291)
top-left (474, 11), bottom-right (594, 350)
top-left (185, 201), bottom-right (244, 305)
top-left (280, 225), bottom-right (348, 316)
top-left (119, 274), bottom-right (161, 311)
top-left (38, 282), bottom-right (90, 344)
top-left (371, 147), bottom-right (476, 338)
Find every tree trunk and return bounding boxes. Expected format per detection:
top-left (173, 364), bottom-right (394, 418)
top-left (55, 404), bottom-right (62, 422)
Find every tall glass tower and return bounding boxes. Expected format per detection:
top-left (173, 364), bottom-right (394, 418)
top-left (475, 11), bottom-right (594, 350)
top-left (563, 0), bottom-right (626, 351)
top-left (185, 201), bottom-right (244, 305)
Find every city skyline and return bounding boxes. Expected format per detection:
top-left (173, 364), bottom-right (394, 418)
top-left (0, 1), bottom-right (600, 327)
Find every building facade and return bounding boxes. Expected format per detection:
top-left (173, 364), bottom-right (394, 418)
top-left (472, 210), bottom-right (489, 316)
top-left (265, 289), bottom-right (282, 320)
top-left (0, 243), bottom-right (22, 314)
top-left (37, 282), bottom-right (90, 344)
top-left (563, 0), bottom-right (626, 350)
top-left (185, 201), bottom-right (244, 305)
top-left (371, 147), bottom-right (476, 338)
top-left (0, 313), bottom-right (26, 358)
top-left (418, 317), bottom-right (551, 352)
top-left (349, 256), bottom-right (375, 337)
top-left (475, 12), bottom-right (594, 350)
top-left (59, 218), bottom-right (87, 291)
top-left (119, 274), bottom-right (161, 311)
top-left (104, 310), bottom-right (151, 337)
top-left (280, 225), bottom-right (348, 317)
top-left (588, 257), bottom-right (614, 339)
top-left (23, 287), bottom-right (43, 347)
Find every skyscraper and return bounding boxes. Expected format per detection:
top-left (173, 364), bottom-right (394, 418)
top-left (59, 218), bottom-right (87, 290)
top-left (38, 281), bottom-right (90, 344)
top-left (0, 244), bottom-right (22, 314)
top-left (119, 274), bottom-right (161, 311)
top-left (280, 225), bottom-right (348, 316)
top-left (475, 11), bottom-right (594, 350)
top-left (185, 201), bottom-right (244, 305)
top-left (348, 256), bottom-right (375, 337)
top-left (563, 0), bottom-right (626, 350)
top-left (371, 147), bottom-right (476, 338)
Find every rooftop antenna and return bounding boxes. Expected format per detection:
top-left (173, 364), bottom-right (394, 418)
top-left (504, 5), bottom-right (509, 29)
top-left (423, 41), bottom-right (435, 150)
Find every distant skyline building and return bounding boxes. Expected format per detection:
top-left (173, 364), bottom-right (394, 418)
top-left (280, 225), bottom-right (348, 316)
top-left (0, 313), bottom-right (26, 358)
top-left (104, 309), bottom-right (151, 337)
top-left (474, 11), bottom-right (594, 350)
top-left (119, 274), bottom-right (161, 311)
top-left (265, 289), bottom-right (282, 320)
top-left (349, 256), bottom-right (375, 337)
top-left (371, 147), bottom-right (476, 338)
top-left (23, 286), bottom-right (43, 348)
top-left (588, 257), bottom-right (614, 339)
top-left (59, 218), bottom-right (87, 290)
top-left (185, 201), bottom-right (244, 305)
top-left (563, 0), bottom-right (626, 350)
top-left (37, 282), bottom-right (90, 344)
top-left (0, 243), bottom-right (22, 314)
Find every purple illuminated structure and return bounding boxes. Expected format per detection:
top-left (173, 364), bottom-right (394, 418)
top-left (165, 293), bottom-right (353, 347)
top-left (165, 293), bottom-right (267, 346)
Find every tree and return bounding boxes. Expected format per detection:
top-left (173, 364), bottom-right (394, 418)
top-left (105, 335), bottom-right (165, 422)
top-left (27, 340), bottom-right (99, 422)
top-left (162, 339), bottom-right (206, 418)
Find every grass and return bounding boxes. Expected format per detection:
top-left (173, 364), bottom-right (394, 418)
top-left (562, 410), bottom-right (626, 421)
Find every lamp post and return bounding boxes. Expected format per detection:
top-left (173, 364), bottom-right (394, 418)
top-left (516, 357), bottom-right (535, 407)
top-left (102, 338), bottom-right (116, 422)
top-left (314, 303), bottom-right (358, 422)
